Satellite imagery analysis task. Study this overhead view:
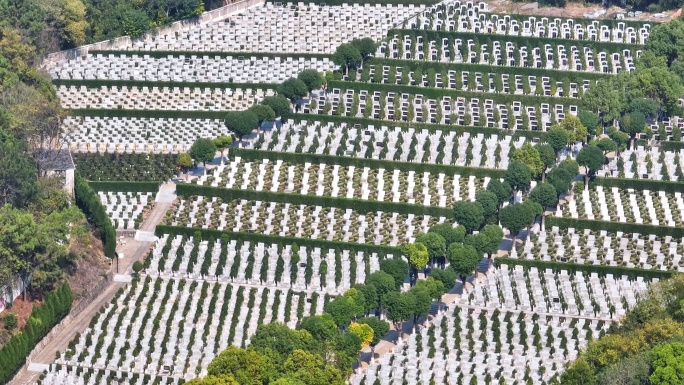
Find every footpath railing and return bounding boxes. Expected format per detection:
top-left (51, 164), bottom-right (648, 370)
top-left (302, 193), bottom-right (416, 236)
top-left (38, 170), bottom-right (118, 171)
top-left (42, 0), bottom-right (265, 68)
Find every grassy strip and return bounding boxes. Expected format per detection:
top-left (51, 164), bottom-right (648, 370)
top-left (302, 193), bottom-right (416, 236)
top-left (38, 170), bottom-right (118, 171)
top-left (328, 79), bottom-right (578, 108)
top-left (546, 215), bottom-right (684, 237)
top-left (88, 50), bottom-right (332, 60)
top-left (388, 29), bottom-right (640, 53)
top-left (364, 57), bottom-right (610, 81)
top-left (52, 78), bottom-right (280, 90)
top-left (88, 181), bottom-right (161, 193)
top-left (67, 109), bottom-right (227, 119)
top-left (494, 257), bottom-right (672, 281)
top-left (590, 177), bottom-right (684, 193)
top-left (155, 225), bottom-right (401, 256)
top-left (288, 113), bottom-right (547, 140)
top-left (176, 184), bottom-right (454, 217)
top-left (232, 148), bottom-right (506, 178)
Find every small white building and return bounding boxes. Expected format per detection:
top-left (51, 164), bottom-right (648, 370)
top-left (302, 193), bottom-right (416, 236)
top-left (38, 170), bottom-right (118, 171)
top-left (36, 149), bottom-right (76, 196)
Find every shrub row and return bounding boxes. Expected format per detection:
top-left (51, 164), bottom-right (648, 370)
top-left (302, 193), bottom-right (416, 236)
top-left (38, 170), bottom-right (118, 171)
top-left (88, 50), bottom-right (331, 60)
top-left (590, 177), bottom-right (684, 193)
top-left (329, 79), bottom-right (578, 108)
top-left (545, 215), bottom-right (684, 238)
top-left (52, 78), bottom-right (279, 91)
top-left (154, 225), bottom-right (400, 256)
top-left (75, 173), bottom-right (117, 258)
top-left (87, 181), bottom-right (160, 193)
top-left (502, 13), bottom-right (654, 30)
top-left (387, 28), bottom-right (640, 53)
top-left (0, 283), bottom-right (73, 384)
top-left (175, 184), bottom-right (454, 218)
top-left (232, 148), bottom-right (506, 178)
top-left (364, 57), bottom-right (609, 82)
top-left (494, 257), bottom-right (672, 281)
top-left (289, 113), bottom-right (546, 140)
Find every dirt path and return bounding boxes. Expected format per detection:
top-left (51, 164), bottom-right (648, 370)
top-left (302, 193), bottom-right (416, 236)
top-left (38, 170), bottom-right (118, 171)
top-left (9, 186), bottom-right (176, 385)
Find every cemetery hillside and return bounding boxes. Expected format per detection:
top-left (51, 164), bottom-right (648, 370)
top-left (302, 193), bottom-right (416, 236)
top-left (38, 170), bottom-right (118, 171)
top-left (6, 0), bottom-right (684, 384)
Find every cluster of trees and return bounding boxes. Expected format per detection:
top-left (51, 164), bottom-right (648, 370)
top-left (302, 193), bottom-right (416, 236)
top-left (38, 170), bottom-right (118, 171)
top-left (581, 19), bottom-right (684, 144)
top-left (187, 313), bottom-right (389, 384)
top-left (0, 0), bottom-right (228, 52)
top-left (0, 283), bottom-right (72, 383)
top-left (332, 38), bottom-right (377, 75)
top-left (559, 274), bottom-right (684, 385)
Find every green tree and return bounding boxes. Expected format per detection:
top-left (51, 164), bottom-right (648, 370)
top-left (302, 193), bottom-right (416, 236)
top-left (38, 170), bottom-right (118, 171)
top-left (528, 182), bottom-right (558, 208)
top-left (350, 38), bottom-right (376, 65)
top-left (261, 96), bottom-right (291, 119)
top-left (429, 267), bottom-right (457, 290)
top-left (582, 78), bottom-right (627, 124)
top-left (297, 69), bottom-right (323, 94)
top-left (481, 225), bottom-right (504, 257)
top-left (505, 161), bottom-right (532, 198)
top-left (408, 286), bottom-right (432, 323)
top-left (279, 78), bottom-right (308, 103)
top-left (403, 242), bottom-right (429, 278)
top-left (132, 260), bottom-right (143, 276)
top-left (353, 283), bottom-right (378, 315)
top-left (596, 137), bottom-right (617, 155)
top-left (189, 138), bottom-right (217, 174)
top-left (475, 190), bottom-right (499, 223)
top-left (357, 317), bottom-right (390, 346)
top-left (366, 271), bottom-right (396, 309)
top-left (0, 133), bottom-right (39, 208)
top-left (447, 243), bottom-right (480, 284)
top-left (547, 167), bottom-right (573, 197)
top-left (628, 97), bottom-right (659, 119)
top-left (619, 112), bottom-right (646, 149)
top-left (224, 111), bottom-right (259, 142)
top-left (184, 375), bottom-right (240, 385)
top-left (559, 358), bottom-right (596, 385)
top-left (415, 232), bottom-right (446, 263)
top-left (577, 110), bottom-right (601, 137)
top-left (607, 127), bottom-right (631, 152)
top-left (649, 342), bottom-right (684, 385)
top-left (332, 43), bottom-right (361, 75)
top-left (547, 127), bottom-right (570, 156)
top-left (512, 143), bottom-right (544, 178)
top-left (576, 145), bottom-right (606, 187)
top-left (249, 323), bottom-right (314, 361)
top-left (298, 314), bottom-right (337, 343)
top-left (247, 104), bottom-right (276, 126)
top-left (537, 144), bottom-right (556, 179)
top-left (119, 8), bottom-right (150, 38)
top-left (452, 201), bottom-right (484, 233)
top-left (382, 291), bottom-right (414, 336)
top-left (630, 66), bottom-right (683, 115)
top-left (428, 223), bottom-right (466, 246)
top-left (379, 259), bottom-right (409, 290)
top-left (213, 135), bottom-right (233, 166)
top-left (207, 346), bottom-right (277, 385)
top-left (464, 233), bottom-right (489, 257)
top-left (499, 203), bottom-right (532, 242)
top-left (348, 322), bottom-right (374, 348)
top-left (486, 179), bottom-right (512, 209)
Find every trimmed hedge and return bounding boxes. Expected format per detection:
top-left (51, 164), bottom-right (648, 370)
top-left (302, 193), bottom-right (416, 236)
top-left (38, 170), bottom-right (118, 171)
top-left (660, 141), bottom-right (684, 151)
top-left (176, 184), bottom-right (454, 218)
top-left (494, 257), bottom-right (672, 281)
top-left (546, 215), bottom-right (684, 238)
top-left (52, 78), bottom-right (279, 91)
top-left (233, 148), bottom-right (506, 178)
top-left (67, 109), bottom-right (227, 119)
top-left (88, 50), bottom-right (331, 60)
top-left (0, 283), bottom-right (73, 384)
top-left (328, 79), bottom-right (578, 108)
top-left (88, 181), bottom-right (161, 193)
top-left (364, 57), bottom-right (609, 82)
top-left (155, 225), bottom-right (401, 256)
top-left (503, 13), bottom-right (655, 30)
top-left (388, 29), bottom-right (640, 54)
top-left (288, 113), bottom-right (546, 140)
top-left (590, 177), bottom-right (684, 193)
top-left (75, 173), bottom-right (117, 258)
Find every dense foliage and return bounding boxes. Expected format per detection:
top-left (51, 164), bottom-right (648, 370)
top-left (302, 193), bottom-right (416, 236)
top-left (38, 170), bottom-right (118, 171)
top-left (558, 275), bottom-right (684, 385)
top-left (74, 173), bottom-right (117, 258)
top-left (0, 283), bottom-right (72, 383)
top-left (73, 152), bottom-right (177, 182)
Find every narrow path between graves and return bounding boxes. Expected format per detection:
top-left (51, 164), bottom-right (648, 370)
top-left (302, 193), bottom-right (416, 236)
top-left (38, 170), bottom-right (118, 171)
top-left (10, 185), bottom-right (176, 385)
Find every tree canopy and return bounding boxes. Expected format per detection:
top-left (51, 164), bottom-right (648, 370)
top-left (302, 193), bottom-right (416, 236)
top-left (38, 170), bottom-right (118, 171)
top-left (332, 43), bottom-right (361, 75)
top-left (189, 137), bottom-right (217, 166)
top-left (297, 69), bottom-right (324, 93)
top-left (512, 143), bottom-right (544, 178)
top-left (504, 161), bottom-right (532, 197)
top-left (452, 201), bottom-right (484, 234)
top-left (279, 78), bottom-right (308, 103)
top-left (224, 111), bottom-right (259, 141)
top-left (261, 96), bottom-right (291, 119)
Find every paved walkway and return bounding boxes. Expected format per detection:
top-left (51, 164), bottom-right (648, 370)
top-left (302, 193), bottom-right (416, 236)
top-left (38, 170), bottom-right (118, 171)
top-left (10, 184), bottom-right (176, 385)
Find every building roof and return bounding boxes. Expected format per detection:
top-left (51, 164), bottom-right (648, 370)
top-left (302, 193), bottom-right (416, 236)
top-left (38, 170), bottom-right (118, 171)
top-left (36, 148), bottom-right (75, 171)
